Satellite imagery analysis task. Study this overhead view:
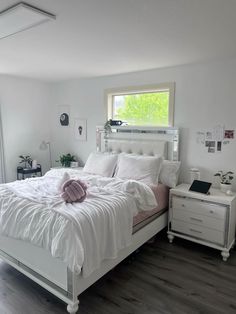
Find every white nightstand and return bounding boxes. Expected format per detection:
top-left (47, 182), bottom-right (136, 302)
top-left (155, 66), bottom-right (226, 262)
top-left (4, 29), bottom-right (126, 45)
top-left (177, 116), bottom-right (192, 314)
top-left (168, 184), bottom-right (236, 261)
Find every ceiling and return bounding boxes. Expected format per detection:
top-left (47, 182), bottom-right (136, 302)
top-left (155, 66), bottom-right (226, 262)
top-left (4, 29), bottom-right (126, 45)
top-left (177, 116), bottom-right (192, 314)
top-left (0, 0), bottom-right (236, 82)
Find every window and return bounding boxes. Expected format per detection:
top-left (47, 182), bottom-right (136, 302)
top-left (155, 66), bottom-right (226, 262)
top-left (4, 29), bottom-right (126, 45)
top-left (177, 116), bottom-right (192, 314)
top-left (106, 83), bottom-right (175, 127)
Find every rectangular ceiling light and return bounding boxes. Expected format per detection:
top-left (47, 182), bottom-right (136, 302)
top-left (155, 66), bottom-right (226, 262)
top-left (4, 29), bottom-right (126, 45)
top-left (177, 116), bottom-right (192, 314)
top-left (0, 2), bottom-right (56, 40)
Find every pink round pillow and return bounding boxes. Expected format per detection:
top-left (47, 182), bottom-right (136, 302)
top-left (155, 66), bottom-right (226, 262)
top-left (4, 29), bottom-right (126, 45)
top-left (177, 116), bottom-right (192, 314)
top-left (61, 179), bottom-right (87, 203)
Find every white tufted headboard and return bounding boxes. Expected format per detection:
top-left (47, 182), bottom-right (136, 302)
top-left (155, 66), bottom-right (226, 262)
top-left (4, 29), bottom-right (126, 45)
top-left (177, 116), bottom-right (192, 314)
top-left (96, 126), bottom-right (179, 161)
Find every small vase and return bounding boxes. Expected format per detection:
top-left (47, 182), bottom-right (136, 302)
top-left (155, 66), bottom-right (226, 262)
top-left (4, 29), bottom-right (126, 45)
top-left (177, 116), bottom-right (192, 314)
top-left (63, 162), bottom-right (71, 167)
top-left (32, 160), bottom-right (37, 169)
top-left (220, 183), bottom-right (231, 193)
top-left (70, 161), bottom-right (78, 168)
top-left (24, 162), bottom-right (31, 169)
top-left (190, 168), bottom-right (200, 184)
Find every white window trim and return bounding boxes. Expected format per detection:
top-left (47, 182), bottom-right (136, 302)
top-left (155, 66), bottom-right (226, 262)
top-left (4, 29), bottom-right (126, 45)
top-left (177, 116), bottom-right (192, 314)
top-left (105, 82), bottom-right (175, 127)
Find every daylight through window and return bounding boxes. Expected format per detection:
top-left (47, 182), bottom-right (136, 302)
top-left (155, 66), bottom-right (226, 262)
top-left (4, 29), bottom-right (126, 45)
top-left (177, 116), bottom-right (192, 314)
top-left (107, 83), bottom-right (174, 127)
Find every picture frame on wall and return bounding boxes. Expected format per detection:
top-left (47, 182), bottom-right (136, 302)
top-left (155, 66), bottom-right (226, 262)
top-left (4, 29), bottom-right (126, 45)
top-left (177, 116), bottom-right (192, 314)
top-left (58, 105), bottom-right (70, 126)
top-left (74, 118), bottom-right (87, 141)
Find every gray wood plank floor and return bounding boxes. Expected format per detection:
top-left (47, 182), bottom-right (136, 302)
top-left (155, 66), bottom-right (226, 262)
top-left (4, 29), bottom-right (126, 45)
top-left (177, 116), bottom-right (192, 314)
top-left (0, 230), bottom-right (236, 314)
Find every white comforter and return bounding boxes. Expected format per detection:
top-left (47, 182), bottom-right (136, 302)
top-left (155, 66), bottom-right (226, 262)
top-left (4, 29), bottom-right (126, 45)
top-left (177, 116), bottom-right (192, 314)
top-left (0, 168), bottom-right (157, 277)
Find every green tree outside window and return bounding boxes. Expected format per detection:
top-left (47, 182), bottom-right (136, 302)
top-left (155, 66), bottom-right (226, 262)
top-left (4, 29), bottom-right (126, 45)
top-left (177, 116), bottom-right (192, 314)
top-left (113, 91), bottom-right (169, 126)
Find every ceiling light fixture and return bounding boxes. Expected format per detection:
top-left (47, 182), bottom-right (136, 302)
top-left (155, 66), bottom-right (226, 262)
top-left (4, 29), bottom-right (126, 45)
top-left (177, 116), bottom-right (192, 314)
top-left (0, 2), bottom-right (56, 40)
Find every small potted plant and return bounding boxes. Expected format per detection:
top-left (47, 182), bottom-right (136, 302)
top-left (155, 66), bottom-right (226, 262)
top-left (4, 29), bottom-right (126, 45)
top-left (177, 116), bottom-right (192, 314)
top-left (58, 154), bottom-right (76, 167)
top-left (19, 155), bottom-right (32, 169)
top-left (214, 171), bottom-right (234, 193)
top-left (104, 119), bottom-right (112, 133)
top-left (104, 119), bottom-right (112, 151)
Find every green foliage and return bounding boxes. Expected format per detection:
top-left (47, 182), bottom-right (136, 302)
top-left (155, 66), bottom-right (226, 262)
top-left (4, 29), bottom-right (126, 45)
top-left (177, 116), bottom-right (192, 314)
top-left (214, 171), bottom-right (234, 184)
top-left (19, 155), bottom-right (32, 168)
top-left (58, 154), bottom-right (76, 167)
top-left (104, 119), bottom-right (112, 133)
top-left (114, 92), bottom-right (169, 126)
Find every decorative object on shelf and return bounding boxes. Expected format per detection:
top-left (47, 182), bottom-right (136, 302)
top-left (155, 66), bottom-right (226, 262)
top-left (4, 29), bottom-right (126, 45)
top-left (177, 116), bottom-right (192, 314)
top-left (104, 119), bottom-right (112, 133)
top-left (109, 120), bottom-right (123, 126)
top-left (104, 119), bottom-right (112, 151)
top-left (39, 141), bottom-right (52, 168)
top-left (19, 155), bottom-right (32, 169)
top-left (57, 154), bottom-right (76, 167)
top-left (189, 168), bottom-right (200, 184)
top-left (74, 118), bottom-right (87, 141)
top-left (214, 170), bottom-right (234, 193)
top-left (226, 190), bottom-right (234, 196)
top-left (70, 161), bottom-right (79, 168)
top-left (32, 159), bottom-right (38, 169)
top-left (104, 119), bottom-right (126, 129)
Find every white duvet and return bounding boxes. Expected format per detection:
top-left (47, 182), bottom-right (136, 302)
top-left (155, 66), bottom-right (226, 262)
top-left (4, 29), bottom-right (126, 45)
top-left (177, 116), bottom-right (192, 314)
top-left (0, 168), bottom-right (157, 277)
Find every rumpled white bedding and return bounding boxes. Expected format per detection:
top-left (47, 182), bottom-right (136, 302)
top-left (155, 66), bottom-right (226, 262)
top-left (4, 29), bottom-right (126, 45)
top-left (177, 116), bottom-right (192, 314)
top-left (0, 168), bottom-right (157, 277)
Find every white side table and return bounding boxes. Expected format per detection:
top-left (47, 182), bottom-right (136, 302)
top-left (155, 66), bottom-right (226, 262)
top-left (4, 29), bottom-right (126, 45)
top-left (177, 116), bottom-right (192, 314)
top-left (168, 184), bottom-right (236, 261)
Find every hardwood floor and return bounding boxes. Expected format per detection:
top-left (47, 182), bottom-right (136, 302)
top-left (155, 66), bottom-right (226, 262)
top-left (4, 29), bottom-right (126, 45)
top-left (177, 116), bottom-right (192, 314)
top-left (0, 230), bottom-right (236, 314)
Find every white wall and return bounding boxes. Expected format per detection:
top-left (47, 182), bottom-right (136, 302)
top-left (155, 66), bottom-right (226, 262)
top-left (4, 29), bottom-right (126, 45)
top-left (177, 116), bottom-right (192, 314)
top-left (0, 75), bottom-right (51, 182)
top-left (50, 58), bottom-right (236, 188)
top-left (2, 58), bottom-right (235, 186)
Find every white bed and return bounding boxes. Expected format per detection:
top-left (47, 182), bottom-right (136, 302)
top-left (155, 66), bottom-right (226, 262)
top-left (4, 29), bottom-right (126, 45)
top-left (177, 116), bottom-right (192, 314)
top-left (0, 126), bottom-right (179, 313)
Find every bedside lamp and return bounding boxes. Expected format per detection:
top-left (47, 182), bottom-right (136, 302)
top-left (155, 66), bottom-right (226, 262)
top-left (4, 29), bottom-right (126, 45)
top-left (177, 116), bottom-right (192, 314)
top-left (40, 141), bottom-right (52, 168)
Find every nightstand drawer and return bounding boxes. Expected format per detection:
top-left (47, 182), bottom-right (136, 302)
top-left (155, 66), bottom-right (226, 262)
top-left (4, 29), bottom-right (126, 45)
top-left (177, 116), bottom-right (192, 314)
top-left (173, 209), bottom-right (225, 231)
top-left (172, 220), bottom-right (224, 245)
top-left (172, 196), bottom-right (227, 220)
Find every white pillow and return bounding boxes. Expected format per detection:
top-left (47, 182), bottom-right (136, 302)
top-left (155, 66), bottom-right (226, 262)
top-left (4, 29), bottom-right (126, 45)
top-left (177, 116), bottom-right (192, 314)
top-left (159, 160), bottom-right (181, 188)
top-left (83, 152), bottom-right (118, 177)
top-left (115, 153), bottom-right (163, 184)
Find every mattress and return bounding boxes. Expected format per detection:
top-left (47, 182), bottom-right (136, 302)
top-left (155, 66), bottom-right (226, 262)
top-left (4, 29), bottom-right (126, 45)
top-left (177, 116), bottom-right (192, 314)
top-left (133, 183), bottom-right (169, 233)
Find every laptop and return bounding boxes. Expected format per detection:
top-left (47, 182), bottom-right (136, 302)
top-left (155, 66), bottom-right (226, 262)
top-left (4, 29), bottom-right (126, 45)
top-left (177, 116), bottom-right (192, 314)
top-left (189, 180), bottom-right (212, 194)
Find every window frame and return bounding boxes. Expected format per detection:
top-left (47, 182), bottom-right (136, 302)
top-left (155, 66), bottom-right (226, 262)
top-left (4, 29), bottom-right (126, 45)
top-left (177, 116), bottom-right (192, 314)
top-left (106, 82), bottom-right (175, 127)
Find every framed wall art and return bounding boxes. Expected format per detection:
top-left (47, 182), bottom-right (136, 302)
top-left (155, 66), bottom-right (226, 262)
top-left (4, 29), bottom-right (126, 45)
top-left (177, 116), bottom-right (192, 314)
top-left (74, 118), bottom-right (87, 141)
top-left (58, 105), bottom-right (70, 126)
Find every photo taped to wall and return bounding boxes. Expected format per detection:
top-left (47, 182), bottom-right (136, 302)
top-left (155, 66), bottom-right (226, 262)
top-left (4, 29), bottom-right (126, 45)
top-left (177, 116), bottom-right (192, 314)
top-left (217, 141), bottom-right (222, 152)
top-left (224, 130), bottom-right (234, 139)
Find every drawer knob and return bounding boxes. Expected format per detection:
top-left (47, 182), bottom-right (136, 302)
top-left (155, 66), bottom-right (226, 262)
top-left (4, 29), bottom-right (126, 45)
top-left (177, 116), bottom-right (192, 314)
top-left (182, 204), bottom-right (185, 207)
top-left (210, 210), bottom-right (214, 214)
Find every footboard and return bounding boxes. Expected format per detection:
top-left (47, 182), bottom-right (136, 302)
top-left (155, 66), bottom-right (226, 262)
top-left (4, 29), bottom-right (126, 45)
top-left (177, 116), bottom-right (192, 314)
top-left (0, 211), bottom-right (167, 313)
top-left (0, 236), bottom-right (67, 288)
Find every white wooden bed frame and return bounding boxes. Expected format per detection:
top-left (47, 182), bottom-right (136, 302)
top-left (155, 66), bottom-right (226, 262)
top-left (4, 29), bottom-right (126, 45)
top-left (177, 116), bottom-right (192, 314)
top-left (0, 126), bottom-right (179, 313)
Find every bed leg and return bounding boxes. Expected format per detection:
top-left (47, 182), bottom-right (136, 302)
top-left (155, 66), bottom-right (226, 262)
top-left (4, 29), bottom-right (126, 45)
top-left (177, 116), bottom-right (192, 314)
top-left (67, 300), bottom-right (79, 314)
top-left (167, 234), bottom-right (174, 243)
